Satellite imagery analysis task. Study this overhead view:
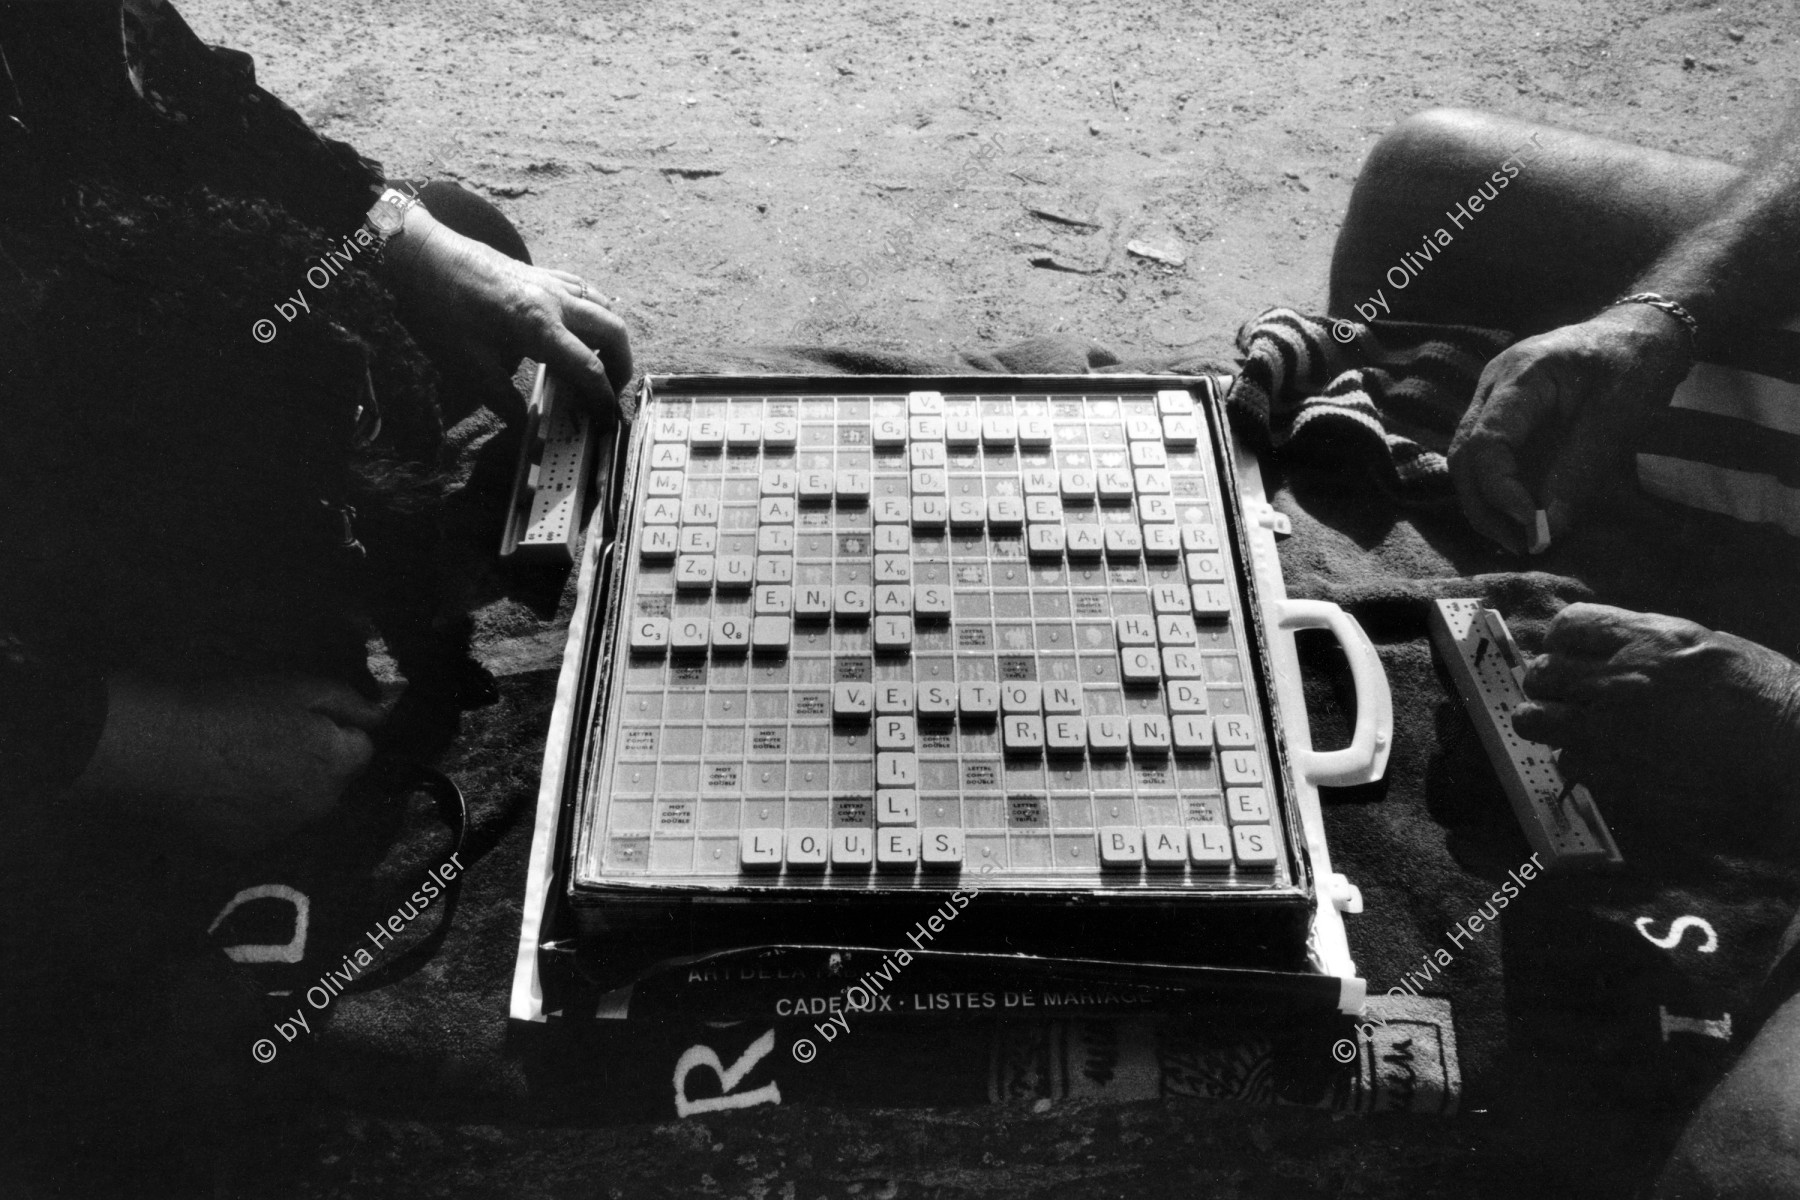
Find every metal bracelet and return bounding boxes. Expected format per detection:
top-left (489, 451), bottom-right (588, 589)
top-left (1608, 291), bottom-right (1701, 347)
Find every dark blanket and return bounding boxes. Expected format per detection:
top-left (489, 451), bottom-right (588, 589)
top-left (32, 321), bottom-right (1800, 1199)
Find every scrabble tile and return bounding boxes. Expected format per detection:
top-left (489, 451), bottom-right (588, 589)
top-left (756, 555), bottom-right (795, 583)
top-left (653, 416), bottom-right (689, 441)
top-left (711, 615), bottom-right (751, 650)
top-left (876, 788), bottom-right (917, 824)
top-left (911, 496), bottom-right (948, 527)
top-left (1144, 826), bottom-right (1188, 867)
top-left (751, 615), bottom-right (791, 649)
top-left (876, 682), bottom-right (916, 713)
top-left (910, 415), bottom-right (945, 442)
top-left (1168, 680), bottom-right (1210, 712)
top-left (908, 390), bottom-right (945, 414)
top-left (1232, 824), bottom-right (1278, 868)
top-left (914, 584), bottom-right (952, 616)
top-left (681, 498), bottom-right (720, 524)
top-left (1162, 415), bottom-right (1199, 445)
top-left (649, 443), bottom-right (688, 470)
top-left (875, 496), bottom-right (911, 524)
top-left (1001, 681), bottom-right (1042, 712)
top-left (740, 830), bottom-right (783, 869)
top-left (958, 682), bottom-right (999, 716)
top-left (670, 617), bottom-right (710, 650)
top-left (755, 584), bottom-right (793, 613)
top-left (1173, 715), bottom-right (1214, 752)
top-left (1129, 714), bottom-right (1171, 752)
top-left (911, 468), bottom-right (947, 494)
top-left (1104, 526), bottom-right (1143, 557)
top-left (1098, 827), bottom-right (1144, 866)
top-left (1003, 714), bottom-right (1045, 751)
top-left (1160, 647), bottom-right (1203, 679)
top-left (1098, 469), bottom-right (1134, 500)
top-left (1027, 525), bottom-right (1066, 557)
top-left (1043, 683), bottom-right (1084, 713)
top-left (918, 682), bottom-right (957, 715)
top-left (641, 526), bottom-right (678, 561)
top-left (630, 617), bottom-right (669, 651)
top-left (757, 525), bottom-right (795, 554)
top-left (1066, 526), bottom-right (1105, 559)
top-left (1116, 615), bottom-right (1158, 646)
top-left (873, 615), bottom-right (913, 650)
top-left (1045, 715), bottom-right (1087, 752)
top-left (873, 416), bottom-right (908, 447)
top-left (835, 585), bottom-right (872, 617)
top-left (1157, 614), bottom-right (1198, 644)
top-left (1121, 647), bottom-right (1161, 682)
top-left (877, 827), bottom-right (920, 868)
top-left (988, 496), bottom-right (1025, 527)
top-left (690, 417), bottom-right (726, 448)
top-left (1060, 469), bottom-right (1096, 500)
top-left (675, 556), bottom-right (715, 588)
top-left (1023, 468), bottom-right (1059, 495)
top-left (1214, 714), bottom-right (1257, 748)
top-left (874, 584), bottom-right (912, 613)
top-left (876, 752), bottom-right (919, 787)
top-left (1086, 714), bottom-right (1130, 752)
top-left (1188, 824), bottom-right (1233, 867)
top-left (761, 468), bottom-right (796, 495)
top-left (1156, 389), bottom-right (1195, 415)
top-left (760, 497), bottom-right (796, 524)
top-left (1191, 584), bottom-right (1232, 619)
top-left (949, 497), bottom-right (986, 528)
top-left (786, 829), bottom-right (828, 867)
top-left (678, 527), bottom-right (717, 555)
top-left (831, 828), bottom-right (874, 867)
top-left (921, 828), bottom-right (965, 866)
top-left (832, 682), bottom-right (873, 717)
top-left (982, 414), bottom-right (1017, 445)
top-left (874, 554), bottom-right (912, 583)
top-left (1227, 787), bottom-right (1271, 823)
top-left (1219, 751), bottom-right (1264, 786)
top-left (1130, 441), bottom-right (1168, 468)
top-left (1133, 468), bottom-right (1171, 494)
top-left (716, 556), bottom-right (755, 588)
top-left (763, 417), bottom-right (798, 448)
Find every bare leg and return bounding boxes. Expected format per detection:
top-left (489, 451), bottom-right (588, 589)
top-left (1329, 109), bottom-right (1743, 335)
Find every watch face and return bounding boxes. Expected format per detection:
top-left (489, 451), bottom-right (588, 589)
top-left (369, 199), bottom-right (404, 236)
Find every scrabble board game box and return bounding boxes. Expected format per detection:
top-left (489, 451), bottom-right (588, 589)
top-left (512, 375), bottom-right (1390, 1019)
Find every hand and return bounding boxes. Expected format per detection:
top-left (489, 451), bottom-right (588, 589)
top-left (72, 674), bottom-right (389, 855)
top-left (387, 204), bottom-right (633, 413)
top-left (1447, 305), bottom-right (1691, 553)
top-left (1514, 603), bottom-right (1800, 809)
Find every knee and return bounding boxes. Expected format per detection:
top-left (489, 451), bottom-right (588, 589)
top-left (1356, 107), bottom-right (1512, 190)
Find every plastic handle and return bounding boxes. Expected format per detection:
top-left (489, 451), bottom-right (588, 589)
top-left (1274, 599), bottom-right (1393, 787)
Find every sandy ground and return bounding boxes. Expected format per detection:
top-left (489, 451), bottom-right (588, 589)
top-left (196, 0), bottom-right (1798, 371)
top-left (177, 2), bottom-right (1799, 1196)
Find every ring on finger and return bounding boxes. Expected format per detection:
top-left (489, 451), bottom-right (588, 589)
top-left (576, 279), bottom-right (589, 300)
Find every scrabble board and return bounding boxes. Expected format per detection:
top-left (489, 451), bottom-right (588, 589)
top-left (553, 376), bottom-right (1326, 970)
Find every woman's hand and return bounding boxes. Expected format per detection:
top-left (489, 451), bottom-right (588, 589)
top-left (72, 674), bottom-right (389, 855)
top-left (386, 202), bottom-right (633, 412)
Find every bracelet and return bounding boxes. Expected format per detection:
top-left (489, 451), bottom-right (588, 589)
top-left (1608, 291), bottom-right (1701, 348)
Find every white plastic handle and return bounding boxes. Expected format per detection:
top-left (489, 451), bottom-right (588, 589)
top-left (1274, 599), bottom-right (1393, 788)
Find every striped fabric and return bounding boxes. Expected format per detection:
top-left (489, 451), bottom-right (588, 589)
top-left (1228, 307), bottom-right (1800, 538)
top-left (1223, 308), bottom-right (1511, 497)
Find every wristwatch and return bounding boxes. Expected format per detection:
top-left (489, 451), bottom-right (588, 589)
top-left (364, 186), bottom-right (420, 260)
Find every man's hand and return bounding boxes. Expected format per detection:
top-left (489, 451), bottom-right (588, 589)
top-left (1514, 603), bottom-right (1800, 808)
top-left (72, 674), bottom-right (389, 855)
top-left (1447, 305), bottom-right (1691, 553)
top-left (387, 204), bottom-right (633, 412)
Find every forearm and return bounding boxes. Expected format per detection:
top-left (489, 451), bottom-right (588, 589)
top-left (1631, 111), bottom-right (1800, 348)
